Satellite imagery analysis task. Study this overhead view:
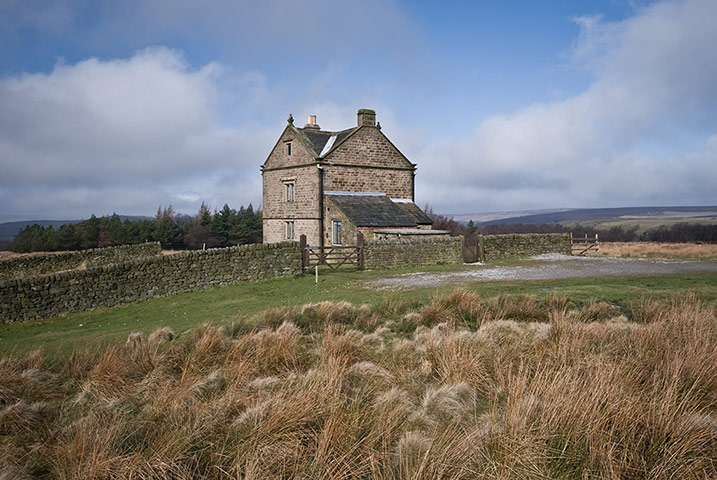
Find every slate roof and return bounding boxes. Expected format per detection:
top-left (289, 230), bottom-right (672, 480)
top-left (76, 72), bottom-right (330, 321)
top-left (298, 127), bottom-right (357, 157)
top-left (395, 202), bottom-right (433, 225)
top-left (326, 193), bottom-right (417, 227)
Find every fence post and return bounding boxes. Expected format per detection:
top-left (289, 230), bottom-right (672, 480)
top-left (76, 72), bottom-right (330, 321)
top-left (357, 232), bottom-right (365, 270)
top-left (300, 234), bottom-right (308, 271)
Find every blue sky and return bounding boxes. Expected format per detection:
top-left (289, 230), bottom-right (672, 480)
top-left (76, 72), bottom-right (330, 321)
top-left (1, 0), bottom-right (715, 222)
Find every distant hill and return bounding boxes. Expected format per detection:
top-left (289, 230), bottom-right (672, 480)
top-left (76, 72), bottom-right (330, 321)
top-left (0, 216), bottom-right (152, 243)
top-left (447, 209), bottom-right (572, 224)
top-left (462, 206), bottom-right (717, 227)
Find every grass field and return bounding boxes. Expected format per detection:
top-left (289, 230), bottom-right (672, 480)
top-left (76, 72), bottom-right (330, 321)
top-left (1, 288), bottom-right (715, 478)
top-left (2, 246), bottom-right (717, 478)
top-left (2, 261), bottom-right (717, 354)
top-left (600, 241), bottom-right (717, 259)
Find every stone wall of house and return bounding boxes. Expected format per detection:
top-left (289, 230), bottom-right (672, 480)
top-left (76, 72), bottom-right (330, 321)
top-left (324, 196), bottom-right (360, 246)
top-left (264, 219), bottom-right (321, 246)
top-left (482, 233), bottom-right (572, 260)
top-left (326, 126), bottom-right (413, 170)
top-left (0, 242), bottom-right (301, 323)
top-left (262, 125), bottom-right (322, 244)
top-left (262, 163), bottom-right (321, 244)
top-left (262, 165), bottom-right (320, 221)
top-left (0, 242), bottom-right (162, 281)
top-left (364, 236), bottom-right (463, 270)
top-left (322, 165), bottom-right (413, 199)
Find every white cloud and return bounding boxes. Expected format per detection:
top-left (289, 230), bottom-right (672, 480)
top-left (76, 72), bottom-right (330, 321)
top-left (0, 0), bottom-right (428, 222)
top-left (0, 47), bottom-right (271, 221)
top-left (2, 0), bottom-right (715, 224)
top-left (418, 0), bottom-right (717, 213)
top-left (174, 192), bottom-right (202, 203)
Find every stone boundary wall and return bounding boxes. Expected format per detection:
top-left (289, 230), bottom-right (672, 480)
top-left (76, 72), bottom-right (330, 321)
top-left (482, 233), bottom-right (572, 260)
top-left (364, 236), bottom-right (463, 270)
top-left (1, 242), bottom-right (301, 323)
top-left (0, 242), bottom-right (162, 281)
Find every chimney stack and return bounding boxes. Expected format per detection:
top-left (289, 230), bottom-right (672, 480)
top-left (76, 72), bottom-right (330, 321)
top-left (357, 108), bottom-right (376, 127)
top-left (304, 114), bottom-right (320, 129)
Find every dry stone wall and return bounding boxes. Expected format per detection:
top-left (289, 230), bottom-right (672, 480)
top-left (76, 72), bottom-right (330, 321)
top-left (0, 242), bottom-right (162, 281)
top-left (482, 233), bottom-right (571, 260)
top-left (1, 242), bottom-right (301, 323)
top-left (364, 236), bottom-right (463, 270)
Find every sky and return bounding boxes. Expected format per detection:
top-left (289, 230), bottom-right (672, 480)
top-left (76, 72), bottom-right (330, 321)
top-left (1, 0), bottom-right (716, 222)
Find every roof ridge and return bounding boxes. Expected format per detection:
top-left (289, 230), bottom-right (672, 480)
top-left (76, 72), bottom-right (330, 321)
top-left (325, 191), bottom-right (385, 196)
top-left (296, 126), bottom-right (355, 136)
top-left (289, 124), bottom-right (322, 157)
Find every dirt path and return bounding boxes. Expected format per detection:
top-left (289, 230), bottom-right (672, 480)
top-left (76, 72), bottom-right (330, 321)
top-left (366, 254), bottom-right (717, 291)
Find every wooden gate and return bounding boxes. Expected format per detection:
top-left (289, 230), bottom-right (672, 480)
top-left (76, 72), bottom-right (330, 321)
top-left (462, 235), bottom-right (485, 263)
top-left (300, 234), bottom-right (365, 270)
top-left (571, 233), bottom-right (600, 256)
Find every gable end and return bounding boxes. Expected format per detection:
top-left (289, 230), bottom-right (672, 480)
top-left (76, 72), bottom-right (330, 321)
top-left (262, 124), bottom-right (320, 170)
top-left (322, 126), bottom-right (415, 170)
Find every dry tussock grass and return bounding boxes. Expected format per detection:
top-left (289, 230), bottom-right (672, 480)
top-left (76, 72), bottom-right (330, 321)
top-left (601, 241), bottom-right (717, 258)
top-left (1, 289), bottom-right (715, 478)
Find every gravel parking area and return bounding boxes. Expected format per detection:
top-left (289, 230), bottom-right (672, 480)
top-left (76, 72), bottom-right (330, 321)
top-left (367, 254), bottom-right (717, 291)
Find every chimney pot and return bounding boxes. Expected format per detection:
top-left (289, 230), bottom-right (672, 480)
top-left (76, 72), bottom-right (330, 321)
top-left (304, 114), bottom-right (320, 129)
top-left (357, 108), bottom-right (376, 127)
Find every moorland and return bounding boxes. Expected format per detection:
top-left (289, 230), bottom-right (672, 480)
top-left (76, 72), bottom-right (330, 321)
top-left (1, 244), bottom-right (716, 478)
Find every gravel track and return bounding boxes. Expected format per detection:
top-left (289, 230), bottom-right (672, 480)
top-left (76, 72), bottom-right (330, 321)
top-left (366, 254), bottom-right (717, 291)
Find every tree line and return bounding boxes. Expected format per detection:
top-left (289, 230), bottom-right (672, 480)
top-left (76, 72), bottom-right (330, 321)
top-left (9, 203), bottom-right (262, 253)
top-left (426, 209), bottom-right (717, 243)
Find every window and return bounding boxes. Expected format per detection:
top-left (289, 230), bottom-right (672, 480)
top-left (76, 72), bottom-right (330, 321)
top-left (286, 142), bottom-right (292, 156)
top-left (285, 221), bottom-right (295, 240)
top-left (332, 220), bottom-right (342, 245)
top-left (284, 182), bottom-right (295, 202)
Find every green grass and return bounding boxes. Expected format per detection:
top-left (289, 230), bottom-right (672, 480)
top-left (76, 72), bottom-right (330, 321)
top-left (2, 263), bottom-right (717, 354)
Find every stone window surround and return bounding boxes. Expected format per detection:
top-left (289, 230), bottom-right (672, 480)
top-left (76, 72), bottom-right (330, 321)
top-left (332, 219), bottom-right (342, 245)
top-left (282, 178), bottom-right (296, 203)
top-left (285, 220), bottom-right (295, 240)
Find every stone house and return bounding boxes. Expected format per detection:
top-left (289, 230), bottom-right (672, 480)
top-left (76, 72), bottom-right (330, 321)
top-left (261, 109), bottom-right (438, 247)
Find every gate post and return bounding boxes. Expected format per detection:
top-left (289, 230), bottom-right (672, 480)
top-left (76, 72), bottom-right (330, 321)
top-left (478, 235), bottom-right (486, 262)
top-left (357, 232), bottom-right (365, 270)
top-left (300, 234), bottom-right (308, 271)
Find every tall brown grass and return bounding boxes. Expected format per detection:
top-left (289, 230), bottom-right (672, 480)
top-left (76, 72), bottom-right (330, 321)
top-left (601, 241), bottom-right (717, 258)
top-left (1, 291), bottom-right (715, 478)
